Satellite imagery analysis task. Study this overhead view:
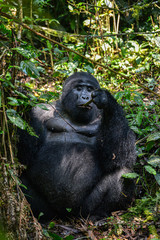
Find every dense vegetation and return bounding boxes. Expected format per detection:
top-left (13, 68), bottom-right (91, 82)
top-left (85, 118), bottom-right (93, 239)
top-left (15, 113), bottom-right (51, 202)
top-left (0, 0), bottom-right (160, 239)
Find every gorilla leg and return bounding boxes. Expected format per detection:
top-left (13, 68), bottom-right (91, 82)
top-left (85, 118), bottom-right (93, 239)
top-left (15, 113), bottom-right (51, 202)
top-left (82, 168), bottom-right (134, 219)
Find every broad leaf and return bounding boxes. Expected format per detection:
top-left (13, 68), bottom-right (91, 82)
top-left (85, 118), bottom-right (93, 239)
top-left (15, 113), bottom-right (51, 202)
top-left (20, 60), bottom-right (40, 78)
top-left (37, 104), bottom-right (49, 110)
top-left (147, 132), bottom-right (160, 142)
top-left (7, 97), bottom-right (20, 106)
top-left (130, 126), bottom-right (142, 135)
top-left (144, 165), bottom-right (157, 175)
top-left (12, 47), bottom-right (35, 59)
top-left (154, 174), bottom-right (160, 186)
top-left (148, 156), bottom-right (160, 167)
top-left (136, 111), bottom-right (143, 126)
top-left (122, 173), bottom-right (139, 179)
top-left (49, 221), bottom-right (55, 229)
top-left (65, 235), bottom-right (74, 240)
top-left (6, 109), bottom-right (26, 129)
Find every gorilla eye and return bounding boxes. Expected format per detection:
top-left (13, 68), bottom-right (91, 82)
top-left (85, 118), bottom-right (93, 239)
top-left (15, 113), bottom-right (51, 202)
top-left (76, 86), bottom-right (82, 91)
top-left (87, 86), bottom-right (93, 92)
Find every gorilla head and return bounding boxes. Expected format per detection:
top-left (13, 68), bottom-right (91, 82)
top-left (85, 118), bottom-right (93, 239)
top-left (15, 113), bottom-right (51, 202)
top-left (61, 72), bottom-right (100, 124)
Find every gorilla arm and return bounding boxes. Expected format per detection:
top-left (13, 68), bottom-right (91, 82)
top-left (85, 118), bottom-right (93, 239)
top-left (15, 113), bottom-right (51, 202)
top-left (31, 103), bottom-right (55, 128)
top-left (46, 116), bottom-right (100, 137)
top-left (80, 89), bottom-right (136, 218)
top-left (91, 89), bottom-right (136, 171)
top-left (18, 103), bottom-right (55, 166)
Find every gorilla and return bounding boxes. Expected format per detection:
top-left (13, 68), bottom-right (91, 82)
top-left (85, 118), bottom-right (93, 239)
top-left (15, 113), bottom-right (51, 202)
top-left (18, 72), bottom-right (136, 221)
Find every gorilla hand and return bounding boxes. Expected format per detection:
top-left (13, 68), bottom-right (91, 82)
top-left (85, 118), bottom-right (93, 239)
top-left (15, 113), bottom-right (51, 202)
top-left (92, 89), bottom-right (108, 109)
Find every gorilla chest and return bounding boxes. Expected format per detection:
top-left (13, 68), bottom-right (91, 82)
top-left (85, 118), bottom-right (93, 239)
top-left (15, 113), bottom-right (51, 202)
top-left (29, 117), bottom-right (101, 201)
top-left (31, 138), bottom-right (100, 198)
top-left (38, 136), bottom-right (98, 177)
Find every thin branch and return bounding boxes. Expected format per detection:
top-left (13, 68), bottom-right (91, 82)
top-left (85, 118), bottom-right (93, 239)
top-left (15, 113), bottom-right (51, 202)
top-left (17, 0), bottom-right (23, 40)
top-left (87, 30), bottom-right (160, 38)
top-left (2, 89), bottom-right (14, 164)
top-left (0, 48), bottom-right (7, 60)
top-left (48, 103), bottom-right (77, 132)
top-left (33, 24), bottom-right (160, 39)
top-left (0, 11), bottom-right (159, 98)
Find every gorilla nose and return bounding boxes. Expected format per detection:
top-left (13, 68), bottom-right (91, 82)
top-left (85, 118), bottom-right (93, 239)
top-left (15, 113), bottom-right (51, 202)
top-left (82, 95), bottom-right (89, 100)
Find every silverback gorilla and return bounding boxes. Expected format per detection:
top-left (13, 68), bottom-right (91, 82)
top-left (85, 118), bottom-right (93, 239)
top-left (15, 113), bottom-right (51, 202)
top-left (18, 72), bottom-right (136, 221)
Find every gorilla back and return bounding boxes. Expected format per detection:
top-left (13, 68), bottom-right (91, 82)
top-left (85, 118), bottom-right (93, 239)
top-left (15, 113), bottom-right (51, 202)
top-left (18, 72), bottom-right (136, 220)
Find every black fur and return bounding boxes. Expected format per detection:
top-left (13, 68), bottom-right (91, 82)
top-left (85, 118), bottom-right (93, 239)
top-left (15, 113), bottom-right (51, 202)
top-left (18, 72), bottom-right (136, 221)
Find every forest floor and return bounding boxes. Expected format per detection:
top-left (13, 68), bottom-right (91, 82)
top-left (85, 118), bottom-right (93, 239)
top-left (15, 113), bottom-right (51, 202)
top-left (41, 209), bottom-right (160, 240)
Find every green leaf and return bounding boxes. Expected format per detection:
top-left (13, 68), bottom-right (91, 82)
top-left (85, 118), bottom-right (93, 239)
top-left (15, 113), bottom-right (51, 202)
top-left (66, 208), bottom-right (72, 212)
top-left (145, 63), bottom-right (150, 71)
top-left (144, 165), bottom-right (157, 175)
top-left (48, 232), bottom-right (63, 240)
top-left (136, 57), bottom-right (142, 65)
top-left (6, 72), bottom-right (11, 80)
top-left (43, 229), bottom-right (50, 237)
top-left (122, 173), bottom-right (139, 179)
top-left (46, 40), bottom-right (52, 50)
top-left (148, 156), bottom-right (160, 167)
top-left (136, 111), bottom-right (143, 126)
top-left (49, 221), bottom-right (55, 229)
top-left (135, 67), bottom-right (145, 73)
top-left (26, 123), bottom-right (38, 137)
top-left (155, 174), bottom-right (160, 185)
top-left (154, 36), bottom-right (160, 48)
top-left (140, 42), bottom-right (149, 48)
top-left (40, 93), bottom-right (54, 101)
top-left (121, 47), bottom-right (127, 57)
top-left (20, 60), bottom-right (40, 78)
top-left (120, 72), bottom-right (130, 77)
top-left (19, 183), bottom-right (27, 190)
top-left (6, 109), bottom-right (26, 129)
top-left (37, 104), bottom-right (49, 110)
top-left (68, 5), bottom-right (73, 11)
top-left (12, 47), bottom-right (35, 59)
top-left (65, 235), bottom-right (74, 240)
top-left (38, 212), bottom-right (44, 220)
top-left (147, 132), bottom-right (160, 142)
top-left (14, 90), bottom-right (28, 99)
top-left (130, 126), bottom-right (142, 135)
top-left (7, 97), bottom-right (20, 106)
top-left (146, 141), bottom-right (155, 151)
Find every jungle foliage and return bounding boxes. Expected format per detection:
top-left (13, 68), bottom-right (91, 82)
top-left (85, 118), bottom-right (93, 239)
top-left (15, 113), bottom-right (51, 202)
top-left (0, 0), bottom-right (160, 239)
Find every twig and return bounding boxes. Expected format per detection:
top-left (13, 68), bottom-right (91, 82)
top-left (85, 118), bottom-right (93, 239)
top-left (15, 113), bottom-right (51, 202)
top-left (0, 48), bottom-right (7, 60)
top-left (55, 224), bottom-right (79, 233)
top-left (82, 99), bottom-right (93, 107)
top-left (48, 103), bottom-right (77, 131)
top-left (2, 89), bottom-right (14, 164)
top-left (88, 230), bottom-right (97, 240)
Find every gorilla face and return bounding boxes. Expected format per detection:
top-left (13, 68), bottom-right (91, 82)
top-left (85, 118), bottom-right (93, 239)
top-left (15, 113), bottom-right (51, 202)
top-left (73, 81), bottom-right (94, 106)
top-left (61, 75), bottom-right (100, 124)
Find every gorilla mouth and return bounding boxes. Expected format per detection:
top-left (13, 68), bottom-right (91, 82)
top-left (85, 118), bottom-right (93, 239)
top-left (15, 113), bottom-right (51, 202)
top-left (78, 104), bottom-right (92, 110)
